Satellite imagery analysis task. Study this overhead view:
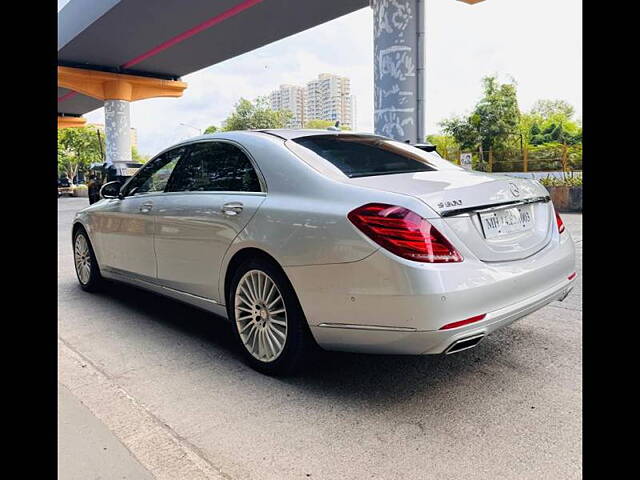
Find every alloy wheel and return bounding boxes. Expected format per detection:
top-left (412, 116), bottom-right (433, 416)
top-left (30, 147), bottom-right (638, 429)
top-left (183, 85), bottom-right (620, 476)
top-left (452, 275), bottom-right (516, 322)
top-left (234, 270), bottom-right (288, 362)
top-left (74, 233), bottom-right (92, 285)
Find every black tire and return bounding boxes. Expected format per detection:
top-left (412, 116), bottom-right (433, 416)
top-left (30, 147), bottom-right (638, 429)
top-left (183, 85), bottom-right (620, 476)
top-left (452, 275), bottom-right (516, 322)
top-left (73, 227), bottom-right (103, 292)
top-left (228, 256), bottom-right (313, 376)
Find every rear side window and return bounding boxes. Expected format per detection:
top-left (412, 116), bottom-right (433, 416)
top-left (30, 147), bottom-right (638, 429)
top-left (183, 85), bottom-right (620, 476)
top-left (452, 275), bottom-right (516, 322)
top-left (167, 142), bottom-right (261, 193)
top-left (292, 135), bottom-right (456, 178)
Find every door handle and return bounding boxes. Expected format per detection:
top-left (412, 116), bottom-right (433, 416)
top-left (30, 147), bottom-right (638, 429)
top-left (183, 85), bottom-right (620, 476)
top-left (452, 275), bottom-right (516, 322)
top-left (139, 201), bottom-right (153, 213)
top-left (222, 202), bottom-right (243, 216)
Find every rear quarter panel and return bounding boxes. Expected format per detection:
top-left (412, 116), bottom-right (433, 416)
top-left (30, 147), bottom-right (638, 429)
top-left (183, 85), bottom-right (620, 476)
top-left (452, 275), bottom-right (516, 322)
top-left (216, 132), bottom-right (441, 299)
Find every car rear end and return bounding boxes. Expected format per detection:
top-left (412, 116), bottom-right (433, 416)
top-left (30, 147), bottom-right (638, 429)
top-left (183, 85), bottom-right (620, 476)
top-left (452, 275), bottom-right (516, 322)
top-left (282, 133), bottom-right (576, 355)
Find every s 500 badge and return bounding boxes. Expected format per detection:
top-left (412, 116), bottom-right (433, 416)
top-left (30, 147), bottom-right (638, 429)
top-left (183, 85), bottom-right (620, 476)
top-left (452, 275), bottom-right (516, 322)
top-left (437, 200), bottom-right (463, 209)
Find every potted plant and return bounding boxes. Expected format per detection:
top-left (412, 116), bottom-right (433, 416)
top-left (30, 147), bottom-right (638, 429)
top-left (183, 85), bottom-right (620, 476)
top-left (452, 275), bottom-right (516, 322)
top-left (539, 172), bottom-right (582, 212)
top-left (72, 184), bottom-right (89, 198)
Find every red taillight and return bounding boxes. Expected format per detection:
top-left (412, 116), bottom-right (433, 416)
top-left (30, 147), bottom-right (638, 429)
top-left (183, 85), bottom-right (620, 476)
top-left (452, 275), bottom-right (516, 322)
top-left (439, 314), bottom-right (486, 330)
top-left (347, 203), bottom-right (463, 263)
top-left (555, 212), bottom-right (565, 234)
top-left (568, 272), bottom-right (577, 281)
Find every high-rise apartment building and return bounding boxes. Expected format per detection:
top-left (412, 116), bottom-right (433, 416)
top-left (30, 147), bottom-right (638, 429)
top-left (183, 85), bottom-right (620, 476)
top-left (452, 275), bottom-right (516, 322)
top-left (268, 84), bottom-right (306, 129)
top-left (267, 73), bottom-right (354, 129)
top-left (305, 73), bottom-right (353, 128)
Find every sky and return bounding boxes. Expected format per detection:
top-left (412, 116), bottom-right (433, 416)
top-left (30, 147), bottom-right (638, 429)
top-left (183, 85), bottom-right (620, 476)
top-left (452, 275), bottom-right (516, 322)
top-left (58, 0), bottom-right (582, 156)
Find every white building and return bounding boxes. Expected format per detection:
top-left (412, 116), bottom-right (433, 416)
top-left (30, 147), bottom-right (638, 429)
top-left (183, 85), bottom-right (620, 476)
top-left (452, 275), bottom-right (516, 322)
top-left (305, 73), bottom-right (353, 129)
top-left (268, 74), bottom-right (354, 129)
top-left (268, 84), bottom-right (306, 129)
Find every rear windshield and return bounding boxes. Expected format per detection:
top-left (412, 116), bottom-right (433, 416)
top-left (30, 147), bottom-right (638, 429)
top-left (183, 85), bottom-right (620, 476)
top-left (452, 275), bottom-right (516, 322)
top-left (291, 134), bottom-right (458, 178)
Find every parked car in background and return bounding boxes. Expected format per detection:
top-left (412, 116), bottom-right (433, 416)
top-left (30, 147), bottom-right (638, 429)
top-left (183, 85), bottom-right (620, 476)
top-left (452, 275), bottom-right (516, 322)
top-left (87, 162), bottom-right (144, 204)
top-left (72, 130), bottom-right (576, 375)
top-left (58, 177), bottom-right (73, 197)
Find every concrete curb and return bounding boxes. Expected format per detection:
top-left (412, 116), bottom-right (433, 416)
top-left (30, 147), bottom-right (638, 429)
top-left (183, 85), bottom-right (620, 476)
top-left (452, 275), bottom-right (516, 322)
top-left (59, 383), bottom-right (156, 479)
top-left (58, 339), bottom-right (232, 480)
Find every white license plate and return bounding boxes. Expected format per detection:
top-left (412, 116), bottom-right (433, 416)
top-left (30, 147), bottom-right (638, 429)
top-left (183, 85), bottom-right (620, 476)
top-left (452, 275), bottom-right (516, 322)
top-left (479, 205), bottom-right (534, 239)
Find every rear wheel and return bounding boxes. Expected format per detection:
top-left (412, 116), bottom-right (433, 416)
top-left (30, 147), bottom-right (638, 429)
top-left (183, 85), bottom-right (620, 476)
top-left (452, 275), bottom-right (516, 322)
top-left (73, 228), bottom-right (103, 292)
top-left (229, 257), bottom-right (312, 375)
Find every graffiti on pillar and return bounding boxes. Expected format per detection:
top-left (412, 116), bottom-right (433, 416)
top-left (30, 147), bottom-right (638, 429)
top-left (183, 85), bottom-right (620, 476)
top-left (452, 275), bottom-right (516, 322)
top-left (104, 99), bottom-right (132, 173)
top-left (378, 111), bottom-right (415, 139)
top-left (373, 0), bottom-right (418, 142)
top-left (374, 0), bottom-right (412, 37)
top-left (379, 45), bottom-right (416, 82)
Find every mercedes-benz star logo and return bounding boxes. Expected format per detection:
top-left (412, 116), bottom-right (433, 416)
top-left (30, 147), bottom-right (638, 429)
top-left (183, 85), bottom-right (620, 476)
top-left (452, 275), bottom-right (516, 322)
top-left (509, 183), bottom-right (520, 197)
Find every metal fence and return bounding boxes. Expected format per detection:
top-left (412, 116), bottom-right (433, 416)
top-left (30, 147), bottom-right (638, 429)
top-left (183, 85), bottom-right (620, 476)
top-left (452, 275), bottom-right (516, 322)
top-left (437, 145), bottom-right (582, 173)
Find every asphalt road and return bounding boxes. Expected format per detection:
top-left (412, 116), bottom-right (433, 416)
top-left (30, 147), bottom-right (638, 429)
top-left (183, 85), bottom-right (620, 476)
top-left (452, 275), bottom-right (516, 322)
top-left (58, 197), bottom-right (582, 480)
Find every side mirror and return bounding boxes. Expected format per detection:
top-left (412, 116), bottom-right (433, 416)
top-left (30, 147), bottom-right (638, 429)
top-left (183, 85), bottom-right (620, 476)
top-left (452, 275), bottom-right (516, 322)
top-left (100, 181), bottom-right (122, 199)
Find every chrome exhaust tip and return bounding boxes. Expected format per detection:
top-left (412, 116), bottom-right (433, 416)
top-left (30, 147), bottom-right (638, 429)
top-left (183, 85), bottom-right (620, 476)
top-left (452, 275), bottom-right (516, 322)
top-left (444, 333), bottom-right (485, 355)
top-left (557, 287), bottom-right (573, 303)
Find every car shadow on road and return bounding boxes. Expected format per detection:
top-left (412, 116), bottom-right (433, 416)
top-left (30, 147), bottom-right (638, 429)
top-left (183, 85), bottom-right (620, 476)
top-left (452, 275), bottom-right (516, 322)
top-left (95, 280), bottom-right (242, 356)
top-left (95, 279), bottom-right (546, 407)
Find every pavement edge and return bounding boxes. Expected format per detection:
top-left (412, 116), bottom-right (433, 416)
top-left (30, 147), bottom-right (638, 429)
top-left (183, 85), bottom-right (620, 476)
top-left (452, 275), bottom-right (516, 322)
top-left (58, 338), bottom-right (232, 480)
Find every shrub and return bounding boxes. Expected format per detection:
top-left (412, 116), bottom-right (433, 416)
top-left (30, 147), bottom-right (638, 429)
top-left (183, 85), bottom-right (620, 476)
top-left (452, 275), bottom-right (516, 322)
top-left (539, 173), bottom-right (583, 187)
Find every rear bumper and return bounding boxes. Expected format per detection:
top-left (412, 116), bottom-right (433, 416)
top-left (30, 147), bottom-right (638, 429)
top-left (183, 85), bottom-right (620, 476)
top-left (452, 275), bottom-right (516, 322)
top-left (308, 275), bottom-right (573, 355)
top-left (285, 230), bottom-right (575, 355)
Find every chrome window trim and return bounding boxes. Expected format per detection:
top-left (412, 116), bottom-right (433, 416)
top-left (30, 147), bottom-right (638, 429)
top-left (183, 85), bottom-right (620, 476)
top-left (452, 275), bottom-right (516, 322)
top-left (156, 191), bottom-right (267, 198)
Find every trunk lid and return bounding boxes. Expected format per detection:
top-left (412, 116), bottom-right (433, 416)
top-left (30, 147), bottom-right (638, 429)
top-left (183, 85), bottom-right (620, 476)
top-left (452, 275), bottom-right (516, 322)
top-left (349, 170), bottom-right (554, 262)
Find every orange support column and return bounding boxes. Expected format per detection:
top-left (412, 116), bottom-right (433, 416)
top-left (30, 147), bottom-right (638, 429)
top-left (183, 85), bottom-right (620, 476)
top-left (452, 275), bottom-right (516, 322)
top-left (58, 66), bottom-right (187, 176)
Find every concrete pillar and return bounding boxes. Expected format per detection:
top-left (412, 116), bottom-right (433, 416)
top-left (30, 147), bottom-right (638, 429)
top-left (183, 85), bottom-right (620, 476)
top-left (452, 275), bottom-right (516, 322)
top-left (104, 99), bottom-right (132, 176)
top-left (372, 0), bottom-right (426, 143)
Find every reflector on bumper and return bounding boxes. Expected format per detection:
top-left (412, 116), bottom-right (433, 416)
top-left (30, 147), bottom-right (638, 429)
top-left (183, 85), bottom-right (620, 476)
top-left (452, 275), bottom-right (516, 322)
top-left (439, 314), bottom-right (486, 330)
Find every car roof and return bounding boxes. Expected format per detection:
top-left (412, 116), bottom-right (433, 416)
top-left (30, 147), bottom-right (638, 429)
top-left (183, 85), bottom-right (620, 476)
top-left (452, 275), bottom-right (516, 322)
top-left (149, 129), bottom-right (388, 160)
top-left (254, 129), bottom-right (376, 140)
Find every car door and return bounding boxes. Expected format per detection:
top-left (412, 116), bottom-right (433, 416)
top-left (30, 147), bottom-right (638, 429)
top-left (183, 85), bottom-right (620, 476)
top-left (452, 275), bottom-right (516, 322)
top-left (153, 140), bottom-right (266, 302)
top-left (92, 146), bottom-right (187, 282)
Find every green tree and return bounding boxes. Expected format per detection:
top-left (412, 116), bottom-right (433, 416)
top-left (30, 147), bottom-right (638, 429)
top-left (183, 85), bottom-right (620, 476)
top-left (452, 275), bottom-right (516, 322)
top-left (131, 145), bottom-right (150, 164)
top-left (530, 99), bottom-right (575, 119)
top-left (439, 116), bottom-right (480, 150)
top-left (58, 126), bottom-right (103, 182)
top-left (425, 134), bottom-right (460, 161)
top-left (440, 75), bottom-right (521, 153)
top-left (222, 97), bottom-right (292, 131)
top-left (204, 125), bottom-right (218, 134)
top-left (523, 99), bottom-right (582, 146)
top-left (517, 112), bottom-right (543, 150)
top-left (304, 119), bottom-right (351, 130)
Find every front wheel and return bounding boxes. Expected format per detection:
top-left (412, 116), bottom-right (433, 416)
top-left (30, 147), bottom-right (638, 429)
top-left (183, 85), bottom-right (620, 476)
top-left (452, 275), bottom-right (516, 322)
top-left (229, 257), bottom-right (312, 376)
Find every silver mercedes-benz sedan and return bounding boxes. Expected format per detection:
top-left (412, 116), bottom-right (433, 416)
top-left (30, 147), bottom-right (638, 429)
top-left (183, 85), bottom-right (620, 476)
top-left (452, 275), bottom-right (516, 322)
top-left (72, 129), bottom-right (576, 375)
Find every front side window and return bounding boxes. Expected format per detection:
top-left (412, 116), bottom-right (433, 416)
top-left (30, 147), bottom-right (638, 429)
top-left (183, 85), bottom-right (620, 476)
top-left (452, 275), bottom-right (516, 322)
top-left (166, 142), bottom-right (261, 193)
top-left (123, 146), bottom-right (187, 196)
top-left (291, 135), bottom-right (460, 178)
